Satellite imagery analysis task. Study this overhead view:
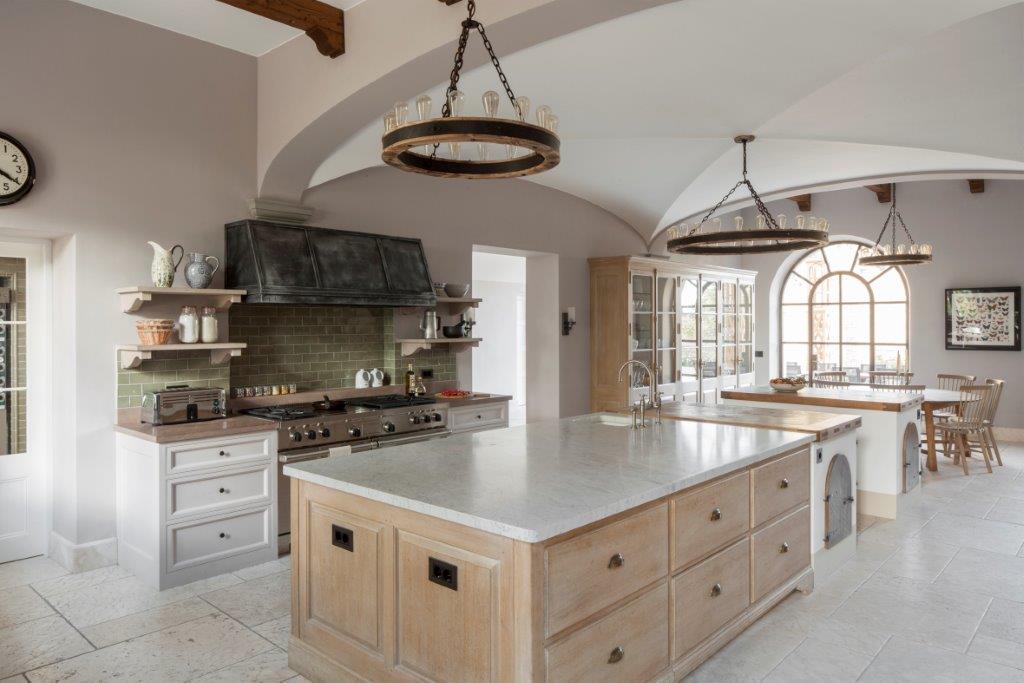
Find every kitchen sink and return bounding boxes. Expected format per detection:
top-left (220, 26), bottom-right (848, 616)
top-left (572, 413), bottom-right (635, 428)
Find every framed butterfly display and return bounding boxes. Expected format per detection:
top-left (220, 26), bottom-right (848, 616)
top-left (945, 286), bottom-right (1021, 351)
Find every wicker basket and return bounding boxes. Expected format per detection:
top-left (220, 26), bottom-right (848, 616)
top-left (135, 320), bottom-right (175, 346)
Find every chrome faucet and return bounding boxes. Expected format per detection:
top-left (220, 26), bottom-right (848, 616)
top-left (617, 360), bottom-right (661, 428)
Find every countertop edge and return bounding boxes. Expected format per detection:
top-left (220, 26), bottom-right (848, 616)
top-left (115, 409), bottom-right (276, 444)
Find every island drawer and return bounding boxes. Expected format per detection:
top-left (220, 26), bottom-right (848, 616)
top-left (750, 448), bottom-right (809, 527)
top-left (750, 505), bottom-right (809, 602)
top-left (166, 505), bottom-right (272, 572)
top-left (165, 434), bottom-right (273, 475)
top-left (671, 471), bottom-right (749, 570)
top-left (671, 538), bottom-right (750, 658)
top-left (546, 582), bottom-right (669, 683)
top-left (545, 504), bottom-right (668, 636)
top-left (448, 402), bottom-right (508, 434)
top-left (167, 464), bottom-right (272, 520)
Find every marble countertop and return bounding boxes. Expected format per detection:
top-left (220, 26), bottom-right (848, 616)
top-left (284, 413), bottom-right (814, 543)
top-left (115, 409), bottom-right (275, 443)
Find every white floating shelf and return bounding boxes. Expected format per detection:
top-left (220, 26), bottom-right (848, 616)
top-left (116, 342), bottom-right (247, 370)
top-left (117, 287), bottom-right (246, 313)
top-left (396, 338), bottom-right (482, 356)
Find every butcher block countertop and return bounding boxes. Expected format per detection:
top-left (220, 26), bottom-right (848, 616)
top-left (721, 385), bottom-right (924, 413)
top-left (644, 403), bottom-right (861, 441)
top-left (115, 408), bottom-right (275, 444)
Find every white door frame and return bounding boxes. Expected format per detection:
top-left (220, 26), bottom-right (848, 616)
top-left (0, 236), bottom-right (52, 562)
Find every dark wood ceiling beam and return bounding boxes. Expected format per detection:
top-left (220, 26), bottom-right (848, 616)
top-left (790, 194), bottom-right (811, 212)
top-left (216, 0), bottom-right (345, 57)
top-left (968, 179), bottom-right (985, 194)
top-left (865, 184), bottom-right (892, 203)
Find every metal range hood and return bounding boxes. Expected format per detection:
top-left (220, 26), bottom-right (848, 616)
top-left (225, 220), bottom-right (436, 307)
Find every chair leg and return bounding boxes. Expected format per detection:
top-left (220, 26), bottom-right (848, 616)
top-left (987, 427), bottom-right (1003, 466)
top-left (957, 434), bottom-right (970, 475)
top-left (977, 432), bottom-right (994, 474)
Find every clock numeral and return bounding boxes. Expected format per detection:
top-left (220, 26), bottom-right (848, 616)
top-left (2, 183), bottom-right (9, 192)
top-left (10, 155), bottom-right (18, 163)
top-left (15, 167), bottom-right (21, 174)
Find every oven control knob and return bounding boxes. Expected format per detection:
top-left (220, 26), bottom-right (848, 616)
top-left (319, 426), bottom-right (331, 438)
top-left (432, 413), bottom-right (443, 423)
top-left (410, 415), bottom-right (422, 425)
top-left (348, 426), bottom-right (361, 438)
top-left (290, 430), bottom-right (302, 443)
top-left (306, 430), bottom-right (317, 440)
top-left (383, 421), bottom-right (396, 433)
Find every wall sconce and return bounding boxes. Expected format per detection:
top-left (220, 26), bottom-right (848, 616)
top-left (562, 307), bottom-right (576, 336)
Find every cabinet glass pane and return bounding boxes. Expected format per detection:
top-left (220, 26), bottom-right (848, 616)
top-left (657, 349), bottom-right (676, 384)
top-left (723, 314), bottom-right (736, 342)
top-left (739, 345), bottom-right (753, 374)
top-left (722, 345), bottom-right (737, 376)
top-left (656, 313), bottom-right (676, 349)
top-left (700, 281), bottom-right (718, 313)
top-left (681, 347), bottom-right (698, 379)
top-left (739, 314), bottom-right (753, 343)
top-left (739, 284), bottom-right (753, 312)
top-left (632, 313), bottom-right (652, 351)
top-left (700, 346), bottom-right (718, 378)
top-left (700, 315), bottom-right (718, 343)
top-left (656, 277), bottom-right (676, 313)
top-left (632, 274), bottom-right (653, 312)
top-left (680, 314), bottom-right (697, 342)
top-left (722, 282), bottom-right (736, 312)
top-left (681, 278), bottom-right (699, 313)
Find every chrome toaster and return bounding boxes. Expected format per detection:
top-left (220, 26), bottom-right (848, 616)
top-left (140, 385), bottom-right (227, 425)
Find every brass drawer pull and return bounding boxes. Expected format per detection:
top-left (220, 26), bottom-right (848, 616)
top-left (608, 646), bottom-right (624, 664)
top-left (779, 478), bottom-right (790, 489)
top-left (607, 552), bottom-right (625, 569)
top-left (710, 582), bottom-right (723, 597)
top-left (780, 542), bottom-right (790, 554)
top-left (710, 507), bottom-right (722, 521)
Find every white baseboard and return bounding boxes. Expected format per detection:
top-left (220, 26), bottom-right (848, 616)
top-left (49, 532), bottom-right (117, 573)
top-left (993, 427), bottom-right (1024, 443)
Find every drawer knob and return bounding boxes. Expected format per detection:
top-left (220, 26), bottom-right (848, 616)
top-left (608, 646), bottom-right (624, 664)
top-left (476, 414), bottom-right (482, 419)
top-left (607, 552), bottom-right (625, 569)
top-left (780, 542), bottom-right (790, 554)
top-left (219, 451), bottom-right (227, 457)
top-left (218, 487), bottom-right (227, 494)
top-left (779, 478), bottom-right (790, 489)
top-left (710, 582), bottom-right (722, 597)
top-left (710, 507), bottom-right (722, 521)
top-left (219, 532), bottom-right (227, 539)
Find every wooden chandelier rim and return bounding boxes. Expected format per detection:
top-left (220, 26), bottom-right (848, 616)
top-left (667, 229), bottom-right (829, 255)
top-left (860, 253), bottom-right (933, 266)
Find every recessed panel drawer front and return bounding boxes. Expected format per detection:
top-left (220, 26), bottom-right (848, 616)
top-left (546, 583), bottom-right (669, 683)
top-left (750, 449), bottom-right (810, 527)
top-left (448, 403), bottom-right (508, 433)
top-left (167, 465), bottom-right (271, 520)
top-left (166, 435), bottom-right (272, 475)
top-left (750, 505), bottom-right (810, 602)
top-left (167, 506), bottom-right (271, 572)
top-left (672, 539), bottom-right (750, 657)
top-left (545, 504), bottom-right (668, 636)
top-left (671, 471), bottom-right (749, 570)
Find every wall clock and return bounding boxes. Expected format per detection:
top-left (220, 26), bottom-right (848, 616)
top-left (0, 132), bottom-right (36, 206)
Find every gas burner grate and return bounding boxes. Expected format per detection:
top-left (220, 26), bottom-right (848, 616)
top-left (347, 394), bottom-right (437, 410)
top-left (245, 406), bottom-right (316, 421)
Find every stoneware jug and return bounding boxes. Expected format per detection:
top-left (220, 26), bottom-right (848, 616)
top-left (354, 369), bottom-right (371, 389)
top-left (184, 252), bottom-right (220, 289)
top-left (148, 241), bottom-right (184, 288)
top-left (369, 368), bottom-right (385, 387)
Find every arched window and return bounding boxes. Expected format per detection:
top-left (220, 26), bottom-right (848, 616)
top-left (779, 240), bottom-right (909, 380)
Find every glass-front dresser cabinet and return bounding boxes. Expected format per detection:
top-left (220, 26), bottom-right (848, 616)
top-left (589, 256), bottom-right (756, 411)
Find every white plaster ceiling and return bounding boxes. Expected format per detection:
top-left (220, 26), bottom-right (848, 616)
top-left (309, 0), bottom-right (1024, 244)
top-left (67, 0), bottom-right (363, 56)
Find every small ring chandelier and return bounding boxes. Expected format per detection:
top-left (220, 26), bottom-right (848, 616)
top-left (667, 135), bottom-right (830, 255)
top-left (859, 182), bottom-right (933, 266)
top-left (381, 0), bottom-right (560, 179)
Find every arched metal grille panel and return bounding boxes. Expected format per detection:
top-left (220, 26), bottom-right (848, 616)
top-left (825, 454), bottom-right (854, 549)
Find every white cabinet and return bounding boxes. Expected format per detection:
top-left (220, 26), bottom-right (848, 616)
top-left (448, 401), bottom-right (509, 434)
top-left (116, 430), bottom-right (278, 590)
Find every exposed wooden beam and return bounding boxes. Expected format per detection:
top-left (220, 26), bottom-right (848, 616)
top-left (968, 179), bottom-right (985, 194)
top-left (216, 0), bottom-right (345, 58)
top-left (790, 194), bottom-right (812, 212)
top-left (865, 184), bottom-right (892, 203)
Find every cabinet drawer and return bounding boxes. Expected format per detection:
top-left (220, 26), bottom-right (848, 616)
top-left (545, 504), bottom-right (668, 636)
top-left (167, 464), bottom-right (272, 520)
top-left (167, 506), bottom-right (271, 572)
top-left (166, 434), bottom-right (273, 475)
top-left (750, 449), bottom-right (809, 527)
top-left (448, 403), bottom-right (508, 434)
top-left (546, 583), bottom-right (669, 683)
top-left (671, 471), bottom-right (749, 570)
top-left (672, 539), bottom-right (749, 657)
top-left (750, 505), bottom-right (810, 602)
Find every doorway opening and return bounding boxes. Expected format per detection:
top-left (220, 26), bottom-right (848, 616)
top-left (472, 251), bottom-right (527, 426)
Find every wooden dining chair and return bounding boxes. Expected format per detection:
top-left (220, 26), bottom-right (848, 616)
top-left (813, 379), bottom-right (852, 388)
top-left (937, 373), bottom-right (975, 391)
top-left (868, 371), bottom-right (914, 385)
top-left (865, 383), bottom-right (925, 392)
top-left (981, 379), bottom-right (1005, 466)
top-left (813, 371), bottom-right (848, 386)
top-left (935, 384), bottom-right (994, 475)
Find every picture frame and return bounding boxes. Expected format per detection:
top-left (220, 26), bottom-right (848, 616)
top-left (945, 286), bottom-right (1021, 351)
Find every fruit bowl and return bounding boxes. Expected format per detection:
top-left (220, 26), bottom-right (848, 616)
top-left (769, 377), bottom-right (807, 393)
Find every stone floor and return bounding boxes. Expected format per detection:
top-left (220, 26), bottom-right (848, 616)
top-left (2, 443), bottom-right (1024, 681)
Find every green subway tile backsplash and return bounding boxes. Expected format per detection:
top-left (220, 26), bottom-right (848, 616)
top-left (116, 350), bottom-right (231, 409)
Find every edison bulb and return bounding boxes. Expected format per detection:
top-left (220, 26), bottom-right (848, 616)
top-left (921, 244), bottom-right (933, 255)
top-left (448, 141), bottom-right (461, 160)
top-left (382, 112), bottom-right (397, 133)
top-left (415, 95), bottom-right (432, 121)
top-left (393, 101), bottom-right (409, 126)
top-left (514, 95), bottom-right (531, 122)
top-left (545, 113), bottom-right (559, 133)
top-left (536, 105), bottom-right (552, 128)
top-left (447, 90), bottom-right (465, 117)
top-left (482, 90), bottom-right (500, 118)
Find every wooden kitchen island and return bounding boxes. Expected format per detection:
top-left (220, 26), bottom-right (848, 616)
top-left (284, 414), bottom-right (816, 682)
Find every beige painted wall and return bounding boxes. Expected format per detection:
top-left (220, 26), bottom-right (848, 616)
top-left (1, 0), bottom-right (257, 546)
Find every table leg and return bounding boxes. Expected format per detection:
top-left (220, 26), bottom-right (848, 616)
top-left (925, 406), bottom-right (938, 472)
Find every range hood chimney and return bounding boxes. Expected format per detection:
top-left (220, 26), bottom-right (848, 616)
top-left (225, 220), bottom-right (437, 307)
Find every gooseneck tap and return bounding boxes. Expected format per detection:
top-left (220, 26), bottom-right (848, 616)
top-left (617, 359), bottom-right (661, 428)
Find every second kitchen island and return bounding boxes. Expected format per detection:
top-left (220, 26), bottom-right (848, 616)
top-left (284, 414), bottom-right (816, 682)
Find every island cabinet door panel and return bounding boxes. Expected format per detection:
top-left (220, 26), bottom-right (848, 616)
top-left (750, 505), bottom-right (810, 603)
top-left (544, 504), bottom-right (669, 637)
top-left (671, 471), bottom-right (749, 570)
top-left (303, 502), bottom-right (386, 654)
top-left (749, 449), bottom-right (810, 527)
top-left (671, 538), bottom-right (750, 658)
top-left (545, 582), bottom-right (669, 683)
top-left (396, 531), bottom-right (499, 682)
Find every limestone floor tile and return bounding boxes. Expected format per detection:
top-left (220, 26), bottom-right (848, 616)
top-left (0, 586), bottom-right (54, 628)
top-left (0, 557), bottom-right (68, 591)
top-left (685, 615), bottom-right (805, 682)
top-left (1, 675), bottom-right (28, 682)
top-left (201, 571), bottom-right (291, 627)
top-left (934, 549), bottom-right (1024, 603)
top-left (46, 572), bottom-right (242, 629)
top-left (0, 616), bottom-right (93, 679)
top-left (920, 472), bottom-right (973, 497)
top-left (901, 490), bottom-right (998, 519)
top-left (25, 613), bottom-right (274, 683)
top-left (964, 475), bottom-right (1024, 501)
top-left (988, 497), bottom-right (1024, 525)
top-left (30, 565), bottom-right (131, 599)
top-left (915, 512), bottom-right (1024, 556)
top-left (762, 636), bottom-right (873, 682)
top-left (874, 537), bottom-right (960, 582)
top-left (860, 635), bottom-right (1024, 682)
top-left (855, 511), bottom-right (933, 546)
top-left (194, 649), bottom-right (297, 682)
top-left (232, 559), bottom-right (289, 582)
top-left (828, 574), bottom-right (991, 653)
top-left (977, 598), bottom-right (1024, 645)
top-left (253, 616), bottom-right (291, 650)
top-left (968, 634), bottom-right (1024, 671)
top-left (79, 596), bottom-right (219, 648)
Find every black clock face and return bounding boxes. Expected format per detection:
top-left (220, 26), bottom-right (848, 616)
top-left (0, 132), bottom-right (36, 206)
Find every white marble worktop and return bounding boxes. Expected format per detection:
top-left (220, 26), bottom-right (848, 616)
top-left (284, 413), bottom-right (814, 543)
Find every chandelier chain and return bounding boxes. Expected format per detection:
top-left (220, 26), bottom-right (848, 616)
top-left (871, 183), bottom-right (918, 250)
top-left (476, 24), bottom-right (523, 119)
top-left (687, 139), bottom-right (779, 237)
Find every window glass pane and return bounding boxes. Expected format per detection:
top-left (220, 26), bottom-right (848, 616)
top-left (874, 345), bottom-right (908, 371)
top-left (781, 305), bottom-right (808, 342)
top-left (811, 344), bottom-right (840, 372)
top-left (722, 345), bottom-right (736, 376)
top-left (700, 314), bottom-right (717, 344)
top-left (812, 275), bottom-right (841, 304)
top-left (824, 243), bottom-right (859, 272)
top-left (656, 277), bottom-right (676, 313)
top-left (782, 343), bottom-right (809, 377)
top-left (853, 258), bottom-right (888, 282)
top-left (0, 259), bottom-right (26, 456)
top-left (841, 275), bottom-right (870, 303)
top-left (738, 314), bottom-right (752, 343)
top-left (841, 345), bottom-right (871, 381)
top-left (739, 345), bottom-right (753, 374)
top-left (793, 249), bottom-right (828, 281)
top-left (680, 314), bottom-right (697, 342)
top-left (841, 303), bottom-right (870, 343)
top-left (871, 268), bottom-right (907, 302)
top-left (782, 275), bottom-right (810, 304)
top-left (701, 281), bottom-right (718, 312)
top-left (680, 279), bottom-right (698, 312)
top-left (876, 304), bottom-right (907, 343)
top-left (723, 314), bottom-right (736, 342)
top-left (811, 305), bottom-right (839, 343)
top-left (739, 284), bottom-right (753, 312)
top-left (681, 347), bottom-right (698, 379)
top-left (700, 346), bottom-right (718, 378)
